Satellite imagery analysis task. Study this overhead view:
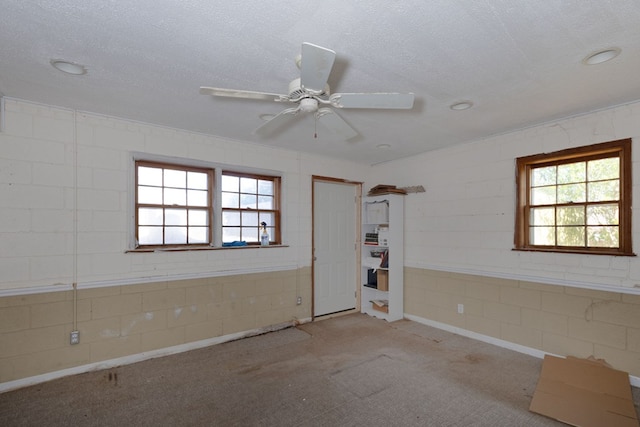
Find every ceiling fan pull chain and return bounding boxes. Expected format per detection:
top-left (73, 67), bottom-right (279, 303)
top-left (314, 114), bottom-right (318, 138)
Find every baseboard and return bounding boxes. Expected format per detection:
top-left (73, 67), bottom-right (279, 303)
top-left (404, 314), bottom-right (640, 388)
top-left (0, 317), bottom-right (312, 394)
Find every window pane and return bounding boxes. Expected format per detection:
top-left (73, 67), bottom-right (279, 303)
top-left (187, 172), bottom-right (208, 190)
top-left (138, 208), bottom-right (163, 225)
top-left (240, 194), bottom-right (257, 209)
top-left (221, 192), bottom-right (238, 208)
top-left (530, 207), bottom-right (554, 226)
top-left (242, 211), bottom-right (259, 227)
top-left (164, 188), bottom-right (186, 205)
top-left (588, 180), bottom-right (619, 202)
top-left (189, 210), bottom-right (208, 226)
top-left (258, 179), bottom-right (274, 195)
top-left (164, 169), bottom-right (186, 188)
top-left (557, 226), bottom-right (585, 246)
top-left (557, 183), bottom-right (585, 203)
top-left (587, 204), bottom-right (618, 225)
top-left (222, 211), bottom-right (240, 226)
top-left (530, 227), bottom-right (555, 245)
top-left (165, 227), bottom-right (187, 244)
top-left (258, 195), bottom-right (274, 209)
top-left (531, 186), bottom-right (556, 205)
top-left (166, 208), bottom-right (187, 226)
top-left (222, 227), bottom-right (241, 242)
top-left (557, 162), bottom-right (585, 184)
top-left (243, 226), bottom-right (259, 242)
top-left (138, 186), bottom-right (163, 204)
top-left (531, 166), bottom-right (556, 187)
top-left (587, 226), bottom-right (619, 247)
top-left (138, 166), bottom-right (162, 186)
top-left (188, 226), bottom-right (208, 244)
top-left (221, 175), bottom-right (238, 192)
top-left (240, 177), bottom-right (257, 193)
top-left (187, 189), bottom-right (208, 207)
top-left (556, 206), bottom-right (584, 226)
top-left (588, 158), bottom-right (619, 181)
top-left (139, 226), bottom-right (163, 245)
top-left (259, 212), bottom-right (275, 227)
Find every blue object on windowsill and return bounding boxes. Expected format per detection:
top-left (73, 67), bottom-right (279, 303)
top-left (222, 241), bottom-right (248, 247)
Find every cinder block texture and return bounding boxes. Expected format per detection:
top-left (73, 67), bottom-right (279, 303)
top-left (405, 267), bottom-right (640, 376)
top-left (0, 268), bottom-right (310, 384)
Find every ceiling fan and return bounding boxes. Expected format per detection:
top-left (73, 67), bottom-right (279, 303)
top-left (200, 42), bottom-right (415, 140)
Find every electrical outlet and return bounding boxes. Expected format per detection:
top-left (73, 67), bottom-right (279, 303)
top-left (457, 304), bottom-right (464, 314)
top-left (70, 330), bottom-right (80, 345)
top-left (296, 296), bottom-right (302, 305)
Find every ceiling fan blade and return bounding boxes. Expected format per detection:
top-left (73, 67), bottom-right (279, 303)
top-left (330, 93), bottom-right (415, 109)
top-left (253, 107), bottom-right (300, 136)
top-left (200, 86), bottom-right (284, 102)
top-left (299, 43), bottom-right (336, 95)
top-left (316, 108), bottom-right (358, 140)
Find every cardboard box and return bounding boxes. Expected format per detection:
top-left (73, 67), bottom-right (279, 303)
top-left (529, 355), bottom-right (639, 427)
top-left (377, 270), bottom-right (388, 291)
top-left (371, 302), bottom-right (388, 313)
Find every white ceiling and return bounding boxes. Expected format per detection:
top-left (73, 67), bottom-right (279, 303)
top-left (2, 1), bottom-right (640, 165)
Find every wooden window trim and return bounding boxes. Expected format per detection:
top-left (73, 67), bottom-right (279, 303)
top-left (135, 160), bottom-right (214, 249)
top-left (514, 138), bottom-right (634, 256)
top-left (221, 171), bottom-right (282, 245)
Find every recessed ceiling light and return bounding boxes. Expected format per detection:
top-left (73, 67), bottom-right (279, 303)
top-left (376, 144), bottom-right (391, 149)
top-left (259, 113), bottom-right (275, 121)
top-left (450, 101), bottom-right (473, 111)
top-left (50, 60), bottom-right (87, 75)
top-left (582, 48), bottom-right (621, 65)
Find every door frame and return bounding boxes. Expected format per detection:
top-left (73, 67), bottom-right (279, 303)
top-left (311, 175), bottom-right (362, 320)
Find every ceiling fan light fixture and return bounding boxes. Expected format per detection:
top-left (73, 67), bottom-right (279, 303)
top-left (299, 98), bottom-right (318, 113)
top-left (582, 48), bottom-right (621, 65)
top-left (450, 101), bottom-right (473, 111)
top-left (50, 59), bottom-right (87, 75)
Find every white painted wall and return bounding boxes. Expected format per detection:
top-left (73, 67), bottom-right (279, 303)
top-left (371, 101), bottom-right (640, 292)
top-left (6, 96), bottom-right (640, 294)
top-left (0, 99), bottom-right (368, 292)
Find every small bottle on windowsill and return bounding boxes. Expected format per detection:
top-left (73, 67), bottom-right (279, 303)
top-left (260, 221), bottom-right (269, 246)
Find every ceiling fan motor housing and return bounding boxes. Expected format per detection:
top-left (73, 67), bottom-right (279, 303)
top-left (288, 78), bottom-right (329, 100)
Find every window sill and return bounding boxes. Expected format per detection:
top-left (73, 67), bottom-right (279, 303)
top-left (512, 247), bottom-right (636, 257)
top-left (126, 244), bottom-right (289, 253)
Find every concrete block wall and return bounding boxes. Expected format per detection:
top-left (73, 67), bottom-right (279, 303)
top-left (372, 101), bottom-right (640, 290)
top-left (405, 267), bottom-right (640, 377)
top-left (370, 100), bottom-right (640, 376)
top-left (0, 98), bottom-right (366, 388)
top-left (0, 267), bottom-right (311, 385)
top-left (0, 98), bottom-right (368, 291)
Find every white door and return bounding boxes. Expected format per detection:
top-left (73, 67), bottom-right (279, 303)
top-left (313, 180), bottom-right (358, 316)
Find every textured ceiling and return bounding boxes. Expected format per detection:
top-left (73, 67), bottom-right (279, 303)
top-left (1, 1), bottom-right (640, 164)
